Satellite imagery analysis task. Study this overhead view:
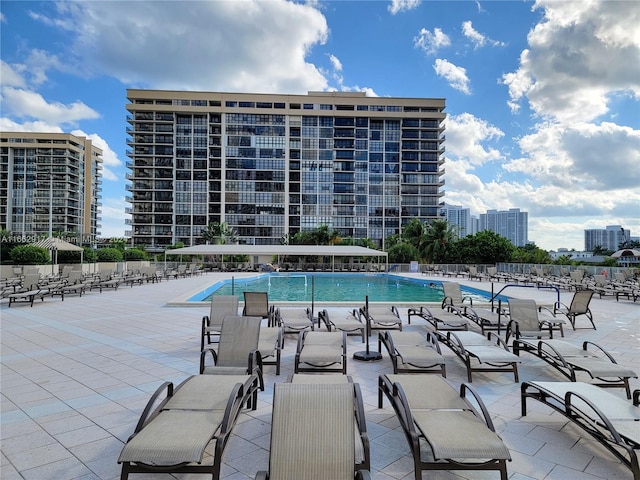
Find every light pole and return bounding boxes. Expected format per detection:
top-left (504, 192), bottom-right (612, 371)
top-left (49, 171), bottom-right (53, 238)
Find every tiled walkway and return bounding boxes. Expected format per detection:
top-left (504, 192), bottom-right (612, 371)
top-left (1, 272), bottom-right (638, 480)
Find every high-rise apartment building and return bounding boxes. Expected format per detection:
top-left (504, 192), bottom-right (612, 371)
top-left (478, 208), bottom-right (528, 246)
top-left (0, 132), bottom-right (103, 242)
top-left (584, 225), bottom-right (630, 251)
top-left (125, 90), bottom-right (446, 248)
top-left (440, 203), bottom-right (475, 238)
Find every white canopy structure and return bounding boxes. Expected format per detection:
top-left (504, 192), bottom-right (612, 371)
top-left (165, 244), bottom-right (388, 270)
top-left (31, 237), bottom-right (84, 273)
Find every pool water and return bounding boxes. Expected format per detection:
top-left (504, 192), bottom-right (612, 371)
top-left (188, 273), bottom-right (495, 303)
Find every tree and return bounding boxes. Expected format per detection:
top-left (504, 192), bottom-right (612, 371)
top-left (124, 248), bottom-right (147, 260)
top-left (9, 245), bottom-right (50, 265)
top-left (423, 219), bottom-right (458, 263)
top-left (201, 222), bottom-right (238, 245)
top-left (402, 218), bottom-right (427, 257)
top-left (452, 231), bottom-right (514, 264)
top-left (511, 243), bottom-right (552, 264)
top-left (387, 242), bottom-right (420, 263)
top-left (96, 247), bottom-right (124, 262)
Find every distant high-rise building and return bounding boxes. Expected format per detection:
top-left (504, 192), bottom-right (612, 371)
top-left (0, 132), bottom-right (103, 241)
top-left (478, 208), bottom-right (528, 246)
top-left (584, 225), bottom-right (630, 251)
top-left (125, 89), bottom-right (446, 248)
top-left (440, 203), bottom-right (475, 238)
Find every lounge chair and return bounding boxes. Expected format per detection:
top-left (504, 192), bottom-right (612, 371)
top-left (294, 331), bottom-right (347, 374)
top-left (407, 305), bottom-right (469, 331)
top-left (435, 330), bottom-right (521, 382)
top-left (513, 339), bottom-right (637, 398)
top-left (378, 330), bottom-right (446, 376)
top-left (118, 373), bottom-right (259, 480)
top-left (552, 289), bottom-right (596, 330)
top-left (201, 295), bottom-right (240, 350)
top-left (285, 374), bottom-right (370, 472)
top-left (319, 308), bottom-right (366, 342)
top-left (463, 303), bottom-right (509, 335)
top-left (467, 265), bottom-right (483, 281)
top-left (358, 305), bottom-right (402, 331)
top-left (521, 381), bottom-right (640, 479)
top-left (243, 291), bottom-right (276, 326)
top-left (441, 281), bottom-right (474, 309)
top-left (200, 315), bottom-right (265, 391)
top-left (255, 383), bottom-right (371, 480)
top-left (378, 374), bottom-right (511, 480)
top-left (506, 298), bottom-right (556, 346)
top-left (258, 325), bottom-right (283, 375)
top-left (275, 307), bottom-right (314, 338)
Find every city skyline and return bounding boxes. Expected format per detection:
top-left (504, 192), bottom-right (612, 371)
top-left (1, 0), bottom-right (638, 250)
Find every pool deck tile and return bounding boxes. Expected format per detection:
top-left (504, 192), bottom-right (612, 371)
top-left (1, 271), bottom-right (639, 480)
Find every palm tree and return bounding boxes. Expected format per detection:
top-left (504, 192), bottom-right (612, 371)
top-left (201, 222), bottom-right (238, 245)
top-left (423, 219), bottom-right (457, 263)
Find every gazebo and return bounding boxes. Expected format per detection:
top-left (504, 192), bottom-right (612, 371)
top-left (164, 244), bottom-right (388, 271)
top-left (31, 237), bottom-right (84, 274)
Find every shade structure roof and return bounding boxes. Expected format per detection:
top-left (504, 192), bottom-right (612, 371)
top-left (166, 244), bottom-right (387, 260)
top-left (31, 237), bottom-right (84, 252)
top-left (611, 249), bottom-right (640, 258)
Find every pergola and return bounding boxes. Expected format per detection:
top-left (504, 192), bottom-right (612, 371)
top-left (165, 244), bottom-right (388, 271)
top-left (31, 237), bottom-right (84, 274)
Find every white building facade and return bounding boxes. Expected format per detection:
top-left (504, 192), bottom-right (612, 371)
top-left (478, 208), bottom-right (528, 246)
top-left (125, 90), bottom-right (446, 248)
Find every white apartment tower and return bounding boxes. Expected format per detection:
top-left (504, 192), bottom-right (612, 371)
top-left (0, 132), bottom-right (103, 242)
top-left (478, 208), bottom-right (528, 246)
top-left (584, 225), bottom-right (630, 251)
top-left (440, 203), bottom-right (474, 238)
top-left (125, 90), bottom-right (446, 248)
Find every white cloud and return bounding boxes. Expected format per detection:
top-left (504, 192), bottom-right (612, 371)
top-left (1, 87), bottom-right (99, 125)
top-left (414, 28), bottom-right (451, 55)
top-left (433, 59), bottom-right (471, 94)
top-left (445, 113), bottom-right (504, 165)
top-left (388, 0), bottom-right (421, 15)
top-left (0, 117), bottom-right (63, 133)
top-left (98, 197), bottom-right (128, 238)
top-left (502, 0), bottom-right (640, 123)
top-left (461, 20), bottom-right (505, 49)
top-left (37, 0), bottom-right (330, 94)
top-left (506, 122), bottom-right (640, 191)
top-left (0, 61), bottom-right (26, 87)
top-left (329, 54), bottom-right (343, 72)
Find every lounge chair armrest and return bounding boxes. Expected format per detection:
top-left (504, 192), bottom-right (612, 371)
top-left (445, 332), bottom-right (467, 355)
top-left (564, 391), bottom-right (624, 444)
top-left (199, 348), bottom-right (218, 373)
top-left (582, 341), bottom-right (617, 363)
top-left (131, 381), bottom-right (174, 435)
top-left (487, 331), bottom-right (510, 350)
top-left (426, 331), bottom-right (442, 354)
top-left (254, 472), bottom-right (268, 480)
top-left (459, 383), bottom-right (496, 432)
top-left (356, 470), bottom-right (373, 480)
top-left (202, 315), bottom-right (210, 328)
top-left (633, 389), bottom-right (640, 406)
top-left (537, 340), bottom-right (571, 367)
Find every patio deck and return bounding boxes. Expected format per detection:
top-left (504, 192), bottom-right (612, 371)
top-left (1, 272), bottom-right (638, 479)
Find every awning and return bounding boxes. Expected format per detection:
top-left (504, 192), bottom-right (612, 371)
top-left (164, 244), bottom-right (387, 270)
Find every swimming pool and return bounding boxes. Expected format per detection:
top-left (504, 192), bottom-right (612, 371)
top-left (187, 273), bottom-right (497, 304)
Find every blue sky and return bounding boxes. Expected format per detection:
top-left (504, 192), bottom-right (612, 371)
top-left (1, 0), bottom-right (638, 251)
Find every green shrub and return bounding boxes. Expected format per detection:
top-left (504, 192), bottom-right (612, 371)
top-left (124, 248), bottom-right (147, 261)
top-left (57, 250), bottom-right (82, 264)
top-left (9, 245), bottom-right (50, 265)
top-left (96, 247), bottom-right (124, 262)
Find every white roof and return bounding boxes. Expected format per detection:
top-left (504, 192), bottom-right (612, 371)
top-left (166, 244), bottom-right (387, 258)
